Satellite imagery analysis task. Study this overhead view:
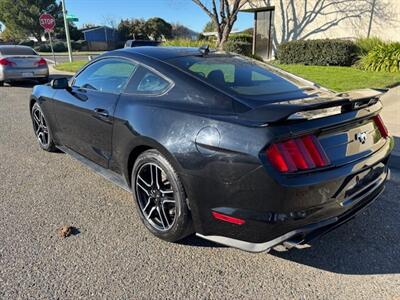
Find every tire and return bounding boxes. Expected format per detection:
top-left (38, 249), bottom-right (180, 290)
top-left (0, 81), bottom-right (3, 87)
top-left (31, 102), bottom-right (57, 152)
top-left (132, 149), bottom-right (193, 242)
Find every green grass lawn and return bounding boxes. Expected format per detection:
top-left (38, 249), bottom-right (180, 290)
top-left (274, 64), bottom-right (400, 92)
top-left (54, 61), bottom-right (87, 73)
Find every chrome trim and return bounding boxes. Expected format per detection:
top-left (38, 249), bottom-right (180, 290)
top-left (196, 231), bottom-right (300, 253)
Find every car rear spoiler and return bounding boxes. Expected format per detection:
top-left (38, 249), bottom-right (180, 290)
top-left (238, 88), bottom-right (387, 125)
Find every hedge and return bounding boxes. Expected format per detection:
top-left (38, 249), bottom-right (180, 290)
top-left (276, 39), bottom-right (359, 66)
top-left (228, 33), bottom-right (252, 44)
top-left (223, 40), bottom-right (252, 56)
top-left (163, 37), bottom-right (253, 57)
top-left (34, 40), bottom-right (88, 52)
top-left (18, 40), bottom-right (34, 47)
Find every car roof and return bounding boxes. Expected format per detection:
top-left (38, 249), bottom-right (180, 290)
top-left (116, 46), bottom-right (205, 61)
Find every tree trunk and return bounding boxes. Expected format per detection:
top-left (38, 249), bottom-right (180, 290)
top-left (33, 31), bottom-right (42, 43)
top-left (217, 23), bottom-right (233, 50)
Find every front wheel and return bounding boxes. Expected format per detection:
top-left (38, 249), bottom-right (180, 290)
top-left (132, 149), bottom-right (193, 242)
top-left (31, 103), bottom-right (57, 152)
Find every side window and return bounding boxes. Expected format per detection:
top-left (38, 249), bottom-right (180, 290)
top-left (126, 67), bottom-right (171, 95)
top-left (189, 63), bottom-right (235, 84)
top-left (73, 58), bottom-right (137, 94)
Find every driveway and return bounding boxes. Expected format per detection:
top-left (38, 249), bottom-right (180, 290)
top-left (0, 81), bottom-right (399, 299)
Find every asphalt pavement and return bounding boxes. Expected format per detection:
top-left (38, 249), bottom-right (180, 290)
top-left (0, 81), bottom-right (399, 299)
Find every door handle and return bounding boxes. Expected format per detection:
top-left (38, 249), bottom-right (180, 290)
top-left (94, 108), bottom-right (109, 118)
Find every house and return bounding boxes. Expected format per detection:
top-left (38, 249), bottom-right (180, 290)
top-left (82, 26), bottom-right (120, 51)
top-left (236, 0), bottom-right (400, 60)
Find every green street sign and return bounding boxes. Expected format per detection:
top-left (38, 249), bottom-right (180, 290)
top-left (66, 14), bottom-right (79, 22)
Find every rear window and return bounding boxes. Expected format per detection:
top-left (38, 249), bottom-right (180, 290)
top-left (0, 46), bottom-right (37, 56)
top-left (168, 55), bottom-right (311, 103)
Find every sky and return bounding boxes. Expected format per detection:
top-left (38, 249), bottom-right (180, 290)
top-left (62, 0), bottom-right (254, 32)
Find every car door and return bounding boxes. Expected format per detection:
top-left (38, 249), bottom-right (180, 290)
top-left (52, 57), bottom-right (138, 168)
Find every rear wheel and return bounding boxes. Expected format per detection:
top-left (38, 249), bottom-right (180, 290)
top-left (132, 149), bottom-right (193, 242)
top-left (0, 81), bottom-right (3, 87)
top-left (31, 103), bottom-right (57, 152)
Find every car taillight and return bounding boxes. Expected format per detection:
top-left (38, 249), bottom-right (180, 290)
top-left (266, 134), bottom-right (330, 173)
top-left (373, 115), bottom-right (389, 138)
top-left (35, 58), bottom-right (47, 67)
top-left (0, 58), bottom-right (16, 67)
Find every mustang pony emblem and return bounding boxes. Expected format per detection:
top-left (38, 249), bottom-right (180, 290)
top-left (355, 132), bottom-right (368, 144)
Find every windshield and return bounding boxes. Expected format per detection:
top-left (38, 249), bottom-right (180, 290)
top-left (0, 46), bottom-right (37, 56)
top-left (168, 54), bottom-right (314, 103)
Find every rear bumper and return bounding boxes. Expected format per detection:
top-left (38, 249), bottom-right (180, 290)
top-left (185, 135), bottom-right (392, 250)
top-left (0, 67), bottom-right (49, 81)
top-left (197, 170), bottom-right (387, 252)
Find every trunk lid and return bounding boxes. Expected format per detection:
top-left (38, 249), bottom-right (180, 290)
top-left (254, 88), bottom-right (389, 169)
top-left (317, 116), bottom-right (386, 166)
top-left (4, 55), bottom-right (42, 68)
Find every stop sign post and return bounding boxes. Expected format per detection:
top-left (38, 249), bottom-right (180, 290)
top-left (39, 14), bottom-right (56, 65)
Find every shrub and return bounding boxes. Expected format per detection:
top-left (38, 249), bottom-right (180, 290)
top-left (276, 39), bottom-right (359, 66)
top-left (163, 38), bottom-right (253, 57)
top-left (228, 33), bottom-right (252, 44)
top-left (34, 43), bottom-right (51, 52)
top-left (359, 42), bottom-right (400, 72)
top-left (163, 39), bottom-right (214, 48)
top-left (18, 40), bottom-right (34, 47)
top-left (52, 41), bottom-right (67, 52)
top-left (223, 40), bottom-right (252, 56)
top-left (355, 37), bottom-right (385, 56)
top-left (71, 40), bottom-right (88, 51)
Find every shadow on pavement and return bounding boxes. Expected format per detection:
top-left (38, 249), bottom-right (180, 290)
top-left (178, 234), bottom-right (227, 248)
top-left (272, 182), bottom-right (400, 275)
top-left (180, 181), bottom-right (399, 275)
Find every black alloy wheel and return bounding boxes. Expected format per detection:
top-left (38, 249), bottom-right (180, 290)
top-left (31, 103), bottom-right (57, 152)
top-left (136, 162), bottom-right (176, 231)
top-left (132, 150), bottom-right (193, 242)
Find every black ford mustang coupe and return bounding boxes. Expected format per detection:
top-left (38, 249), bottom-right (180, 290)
top-left (30, 47), bottom-right (393, 252)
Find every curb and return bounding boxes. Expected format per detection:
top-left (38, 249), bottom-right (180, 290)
top-left (48, 64), bottom-right (75, 76)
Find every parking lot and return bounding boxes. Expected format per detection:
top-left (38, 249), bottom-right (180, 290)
top-left (0, 81), bottom-right (400, 299)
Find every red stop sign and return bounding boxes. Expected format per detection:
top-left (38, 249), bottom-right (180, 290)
top-left (39, 14), bottom-right (55, 32)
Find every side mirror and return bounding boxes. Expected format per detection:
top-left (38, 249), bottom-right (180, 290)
top-left (50, 78), bottom-right (70, 90)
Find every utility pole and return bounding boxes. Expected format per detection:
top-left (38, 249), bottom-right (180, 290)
top-left (61, 0), bottom-right (73, 62)
top-left (367, 0), bottom-right (377, 38)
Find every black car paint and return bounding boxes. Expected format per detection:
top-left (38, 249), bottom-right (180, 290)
top-left (30, 47), bottom-right (393, 249)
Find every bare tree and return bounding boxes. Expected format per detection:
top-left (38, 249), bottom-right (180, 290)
top-left (192, 0), bottom-right (395, 51)
top-left (102, 15), bottom-right (118, 29)
top-left (192, 0), bottom-right (246, 49)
